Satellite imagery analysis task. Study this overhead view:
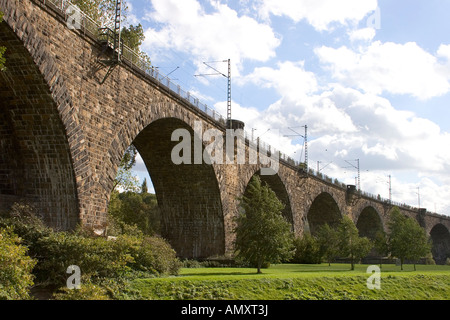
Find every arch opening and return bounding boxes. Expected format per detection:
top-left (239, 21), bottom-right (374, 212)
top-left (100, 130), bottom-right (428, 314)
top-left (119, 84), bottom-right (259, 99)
top-left (430, 223), bottom-right (450, 265)
top-left (356, 206), bottom-right (384, 258)
top-left (0, 22), bottom-right (79, 229)
top-left (110, 117), bottom-right (225, 259)
top-left (356, 206), bottom-right (383, 240)
top-left (307, 192), bottom-right (341, 236)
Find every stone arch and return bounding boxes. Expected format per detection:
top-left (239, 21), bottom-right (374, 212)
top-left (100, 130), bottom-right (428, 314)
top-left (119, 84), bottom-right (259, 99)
top-left (242, 169), bottom-right (294, 228)
top-left (429, 223), bottom-right (450, 265)
top-left (0, 7), bottom-right (85, 229)
top-left (107, 112), bottom-right (225, 259)
top-left (355, 206), bottom-right (384, 240)
top-left (307, 192), bottom-right (342, 235)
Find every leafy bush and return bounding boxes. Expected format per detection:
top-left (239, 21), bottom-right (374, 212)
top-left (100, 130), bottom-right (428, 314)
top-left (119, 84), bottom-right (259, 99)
top-left (182, 259), bottom-right (204, 268)
top-left (131, 236), bottom-right (181, 275)
top-left (0, 202), bottom-right (181, 299)
top-left (424, 253), bottom-right (436, 265)
top-left (35, 232), bottom-right (137, 286)
top-left (53, 276), bottom-right (110, 300)
top-left (292, 234), bottom-right (322, 264)
top-left (0, 226), bottom-right (36, 300)
top-left (0, 203), bottom-right (52, 255)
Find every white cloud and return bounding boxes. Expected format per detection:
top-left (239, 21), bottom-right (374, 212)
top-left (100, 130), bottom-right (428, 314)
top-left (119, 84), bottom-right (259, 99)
top-left (315, 41), bottom-right (450, 100)
top-left (257, 0), bottom-right (378, 31)
top-left (348, 27), bottom-right (376, 42)
top-left (142, 0), bottom-right (281, 73)
top-left (241, 60), bottom-right (318, 99)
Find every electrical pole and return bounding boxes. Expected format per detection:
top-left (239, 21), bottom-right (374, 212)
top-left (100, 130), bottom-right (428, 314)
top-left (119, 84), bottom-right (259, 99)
top-left (317, 160), bottom-right (332, 173)
top-left (284, 125), bottom-right (308, 172)
top-left (388, 174), bottom-right (392, 204)
top-left (195, 59), bottom-right (231, 126)
top-left (113, 0), bottom-right (122, 63)
top-left (99, 0), bottom-right (122, 84)
top-left (344, 159), bottom-right (360, 190)
top-left (227, 58), bottom-right (231, 121)
top-left (417, 186), bottom-right (420, 208)
top-left (251, 128), bottom-right (257, 142)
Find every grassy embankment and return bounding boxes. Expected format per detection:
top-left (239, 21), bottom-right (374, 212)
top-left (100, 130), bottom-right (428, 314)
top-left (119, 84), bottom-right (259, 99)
top-left (131, 263), bottom-right (450, 300)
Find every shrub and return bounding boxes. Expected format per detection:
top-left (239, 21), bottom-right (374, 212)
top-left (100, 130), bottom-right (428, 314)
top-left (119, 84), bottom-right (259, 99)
top-left (292, 234), bottom-right (322, 264)
top-left (34, 232), bottom-right (137, 286)
top-left (53, 276), bottom-right (110, 300)
top-left (0, 203), bottom-right (52, 256)
top-left (131, 236), bottom-right (181, 275)
top-left (0, 201), bottom-right (181, 299)
top-left (182, 259), bottom-right (204, 268)
top-left (34, 231), bottom-right (180, 286)
top-left (0, 226), bottom-right (37, 300)
top-left (424, 253), bottom-right (436, 265)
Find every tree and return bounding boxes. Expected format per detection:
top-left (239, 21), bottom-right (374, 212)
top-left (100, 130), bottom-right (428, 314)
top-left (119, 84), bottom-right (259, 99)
top-left (72, 0), bottom-right (129, 28)
top-left (112, 145), bottom-right (140, 192)
top-left (141, 177), bottom-right (148, 194)
top-left (108, 191), bottom-right (160, 236)
top-left (292, 233), bottom-right (322, 264)
top-left (234, 176), bottom-right (294, 273)
top-left (388, 207), bottom-right (431, 270)
top-left (121, 23), bottom-right (145, 51)
top-left (316, 223), bottom-right (339, 266)
top-left (407, 220), bottom-right (432, 270)
top-left (71, 1), bottom-right (151, 67)
top-left (373, 230), bottom-right (389, 268)
top-left (335, 216), bottom-right (373, 270)
top-left (0, 11), bottom-right (6, 71)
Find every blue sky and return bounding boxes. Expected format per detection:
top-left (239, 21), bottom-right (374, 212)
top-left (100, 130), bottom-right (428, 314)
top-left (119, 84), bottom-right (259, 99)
top-left (122, 0), bottom-right (450, 216)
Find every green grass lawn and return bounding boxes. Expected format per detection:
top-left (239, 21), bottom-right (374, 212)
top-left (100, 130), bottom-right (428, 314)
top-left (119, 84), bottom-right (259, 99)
top-left (130, 263), bottom-right (450, 300)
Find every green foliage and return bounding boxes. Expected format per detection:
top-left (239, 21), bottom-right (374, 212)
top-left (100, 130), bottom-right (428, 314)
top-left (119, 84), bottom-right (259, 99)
top-left (131, 236), bottom-right (182, 275)
top-left (0, 226), bottom-right (36, 300)
top-left (388, 207), bottom-right (432, 270)
top-left (113, 145), bottom-right (140, 192)
top-left (234, 176), bottom-right (295, 273)
top-left (72, 0), bottom-right (129, 28)
top-left (0, 202), bottom-right (180, 299)
top-left (373, 230), bottom-right (389, 257)
top-left (108, 191), bottom-right (160, 236)
top-left (141, 177), bottom-right (148, 194)
top-left (34, 232), bottom-right (136, 286)
top-left (0, 203), bottom-right (53, 258)
top-left (53, 276), bottom-right (110, 300)
top-left (34, 230), bottom-right (180, 287)
top-left (316, 223), bottom-right (339, 266)
top-left (335, 216), bottom-right (373, 270)
top-left (121, 24), bottom-right (145, 51)
top-left (292, 233), bottom-right (322, 264)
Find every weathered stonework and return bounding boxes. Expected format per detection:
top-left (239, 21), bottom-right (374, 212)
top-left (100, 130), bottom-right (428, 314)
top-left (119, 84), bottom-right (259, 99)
top-left (1, 0), bottom-right (449, 261)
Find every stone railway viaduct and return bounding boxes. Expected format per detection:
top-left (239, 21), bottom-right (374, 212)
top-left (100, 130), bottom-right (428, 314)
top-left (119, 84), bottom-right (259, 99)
top-left (1, 0), bottom-right (449, 263)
